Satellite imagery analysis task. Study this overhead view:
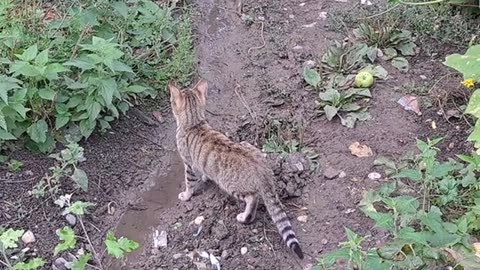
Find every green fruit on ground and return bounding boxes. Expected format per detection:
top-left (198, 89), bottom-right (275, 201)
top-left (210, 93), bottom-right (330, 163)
top-left (355, 71), bottom-right (374, 88)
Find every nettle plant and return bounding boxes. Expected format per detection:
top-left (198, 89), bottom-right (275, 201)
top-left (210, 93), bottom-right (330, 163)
top-left (317, 138), bottom-right (480, 269)
top-left (0, 228), bottom-right (45, 270)
top-left (53, 194), bottom-right (139, 270)
top-left (0, 39), bottom-right (152, 153)
top-left (31, 139), bottom-right (88, 198)
top-left (444, 45), bottom-right (480, 153)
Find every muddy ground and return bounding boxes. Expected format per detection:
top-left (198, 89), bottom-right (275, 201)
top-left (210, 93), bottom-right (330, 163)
top-left (0, 0), bottom-right (473, 269)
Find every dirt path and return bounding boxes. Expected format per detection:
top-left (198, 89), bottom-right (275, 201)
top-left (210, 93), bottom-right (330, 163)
top-left (106, 0), bottom-right (424, 269)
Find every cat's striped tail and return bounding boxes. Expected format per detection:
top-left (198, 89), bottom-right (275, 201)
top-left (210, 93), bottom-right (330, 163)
top-left (262, 189), bottom-right (304, 259)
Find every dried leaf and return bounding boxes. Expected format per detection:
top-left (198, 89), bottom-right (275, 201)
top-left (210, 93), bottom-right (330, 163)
top-left (349, 142), bottom-right (373, 157)
top-left (397, 96), bottom-right (422, 116)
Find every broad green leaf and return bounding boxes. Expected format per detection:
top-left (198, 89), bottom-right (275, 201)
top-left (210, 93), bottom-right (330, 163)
top-left (9, 62), bottom-right (41, 77)
top-left (105, 231), bottom-right (140, 259)
top-left (363, 252), bottom-right (393, 270)
top-left (16, 44), bottom-right (38, 62)
top-left (444, 45), bottom-right (480, 81)
top-left (0, 113), bottom-right (6, 131)
top-left (390, 196), bottom-right (419, 214)
top-left (393, 169), bottom-right (422, 181)
top-left (117, 101), bottom-right (129, 115)
top-left (420, 206), bottom-right (444, 233)
top-left (397, 227), bottom-right (431, 246)
top-left (54, 227), bottom-right (76, 255)
top-left (0, 228), bottom-right (24, 249)
top-left (72, 168), bottom-right (88, 192)
top-left (377, 242), bottom-right (405, 260)
top-left (100, 79), bottom-right (117, 106)
top-left (79, 119), bottom-right (96, 138)
top-left (35, 49), bottom-right (49, 66)
top-left (38, 88), bottom-right (56, 101)
top-left (71, 253), bottom-right (92, 270)
top-left (365, 211), bottom-right (395, 230)
top-left (64, 201), bottom-right (95, 216)
top-left (27, 120), bottom-right (48, 143)
top-left (383, 48), bottom-right (398, 60)
top-left (392, 57), bottom-right (409, 72)
top-left (13, 258), bottom-right (46, 270)
top-left (319, 247), bottom-right (350, 267)
top-left (55, 115), bottom-right (70, 130)
top-left (319, 88), bottom-right (340, 102)
top-left (303, 67), bottom-right (321, 87)
top-left (44, 64), bottom-right (69, 80)
top-left (0, 80), bottom-right (21, 104)
top-left (125, 85), bottom-right (147, 93)
top-left (64, 56), bottom-right (97, 70)
top-left (87, 101), bottom-right (102, 122)
top-left (9, 103), bottom-right (29, 119)
top-left (465, 89), bottom-right (480, 118)
top-left (428, 231), bottom-right (461, 247)
top-left (324, 105), bottom-right (338, 121)
top-left (0, 128), bottom-right (16, 140)
top-left (396, 42), bottom-right (415, 56)
top-left (112, 60), bottom-right (133, 73)
top-left (111, 1), bottom-right (129, 18)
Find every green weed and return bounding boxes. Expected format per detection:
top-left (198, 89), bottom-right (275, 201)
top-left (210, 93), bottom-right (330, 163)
top-left (317, 138), bottom-right (480, 269)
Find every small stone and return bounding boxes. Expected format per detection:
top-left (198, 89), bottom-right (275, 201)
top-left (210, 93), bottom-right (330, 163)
top-left (344, 208), bottom-right (356, 214)
top-left (21, 230), bottom-right (35, 244)
top-left (153, 230), bottom-right (167, 248)
top-left (221, 250), bottom-right (230, 259)
top-left (297, 215), bottom-right (308, 223)
top-left (321, 239), bottom-right (328, 245)
top-left (289, 14), bottom-right (295, 19)
top-left (420, 75), bottom-right (427, 80)
top-left (319, 12), bottom-right (327, 20)
top-left (65, 214), bottom-right (76, 226)
top-left (252, 229), bottom-right (258, 234)
top-left (338, 171), bottom-right (346, 178)
top-left (368, 172), bottom-right (381, 180)
top-left (446, 109), bottom-right (462, 119)
top-left (194, 262), bottom-right (208, 270)
top-left (294, 162), bottom-right (304, 172)
top-left (448, 142), bottom-right (455, 149)
top-left (240, 247), bottom-right (248, 255)
top-left (304, 264), bottom-right (314, 270)
top-left (299, 2), bottom-right (306, 6)
top-left (173, 253), bottom-right (183, 260)
top-left (194, 216), bottom-right (205, 225)
top-left (293, 45), bottom-right (303, 50)
top-left (323, 166), bottom-right (339, 179)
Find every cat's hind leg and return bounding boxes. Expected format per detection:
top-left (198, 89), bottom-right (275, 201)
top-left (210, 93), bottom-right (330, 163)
top-left (236, 194), bottom-right (259, 224)
top-left (178, 163), bottom-right (199, 201)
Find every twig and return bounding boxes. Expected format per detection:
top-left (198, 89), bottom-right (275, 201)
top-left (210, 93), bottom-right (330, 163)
top-left (78, 216), bottom-right (104, 270)
top-left (247, 22), bottom-right (266, 54)
top-left (233, 81), bottom-right (257, 123)
top-left (0, 177), bottom-right (36, 183)
top-left (133, 132), bottom-right (164, 150)
top-left (360, 4), bottom-right (400, 20)
top-left (262, 217), bottom-right (277, 258)
top-left (217, 5), bottom-right (242, 17)
top-left (206, 109), bottom-right (235, 117)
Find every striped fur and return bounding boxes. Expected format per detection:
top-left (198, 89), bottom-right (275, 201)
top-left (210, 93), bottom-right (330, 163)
top-left (169, 80), bottom-right (304, 259)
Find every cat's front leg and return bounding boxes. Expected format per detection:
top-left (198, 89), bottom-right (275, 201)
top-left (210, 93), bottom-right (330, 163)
top-left (178, 163), bottom-right (199, 201)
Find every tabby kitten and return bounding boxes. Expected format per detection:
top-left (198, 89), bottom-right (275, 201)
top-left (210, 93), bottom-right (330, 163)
top-left (169, 79), bottom-right (304, 259)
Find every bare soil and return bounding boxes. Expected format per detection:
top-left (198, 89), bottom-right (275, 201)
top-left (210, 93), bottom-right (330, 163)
top-left (0, 0), bottom-right (473, 270)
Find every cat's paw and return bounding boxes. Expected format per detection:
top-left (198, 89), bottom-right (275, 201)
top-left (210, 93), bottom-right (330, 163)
top-left (178, 191), bottom-right (193, 201)
top-left (236, 212), bottom-right (253, 224)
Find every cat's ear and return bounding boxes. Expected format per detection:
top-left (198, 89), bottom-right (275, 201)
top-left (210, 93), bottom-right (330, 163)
top-left (168, 82), bottom-right (184, 107)
top-left (195, 79), bottom-right (208, 104)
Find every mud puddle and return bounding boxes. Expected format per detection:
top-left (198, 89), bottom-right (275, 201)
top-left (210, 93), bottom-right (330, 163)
top-left (111, 152), bottom-right (184, 268)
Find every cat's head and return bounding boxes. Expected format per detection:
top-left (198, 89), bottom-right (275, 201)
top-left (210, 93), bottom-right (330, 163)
top-left (168, 79), bottom-right (208, 126)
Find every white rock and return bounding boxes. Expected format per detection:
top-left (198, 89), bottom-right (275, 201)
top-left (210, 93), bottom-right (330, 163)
top-left (240, 247), bottom-right (248, 255)
top-left (173, 253), bottom-right (183, 260)
top-left (368, 172), bottom-right (381, 180)
top-left (153, 230), bottom-right (167, 248)
top-left (338, 171), bottom-right (347, 178)
top-left (321, 238), bottom-right (328, 245)
top-left (21, 230), bottom-right (35, 244)
top-left (221, 250), bottom-right (230, 259)
top-left (66, 214), bottom-right (76, 226)
top-left (297, 215), bottom-right (308, 223)
top-left (319, 12), bottom-right (327, 20)
top-left (194, 216), bottom-right (205, 225)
